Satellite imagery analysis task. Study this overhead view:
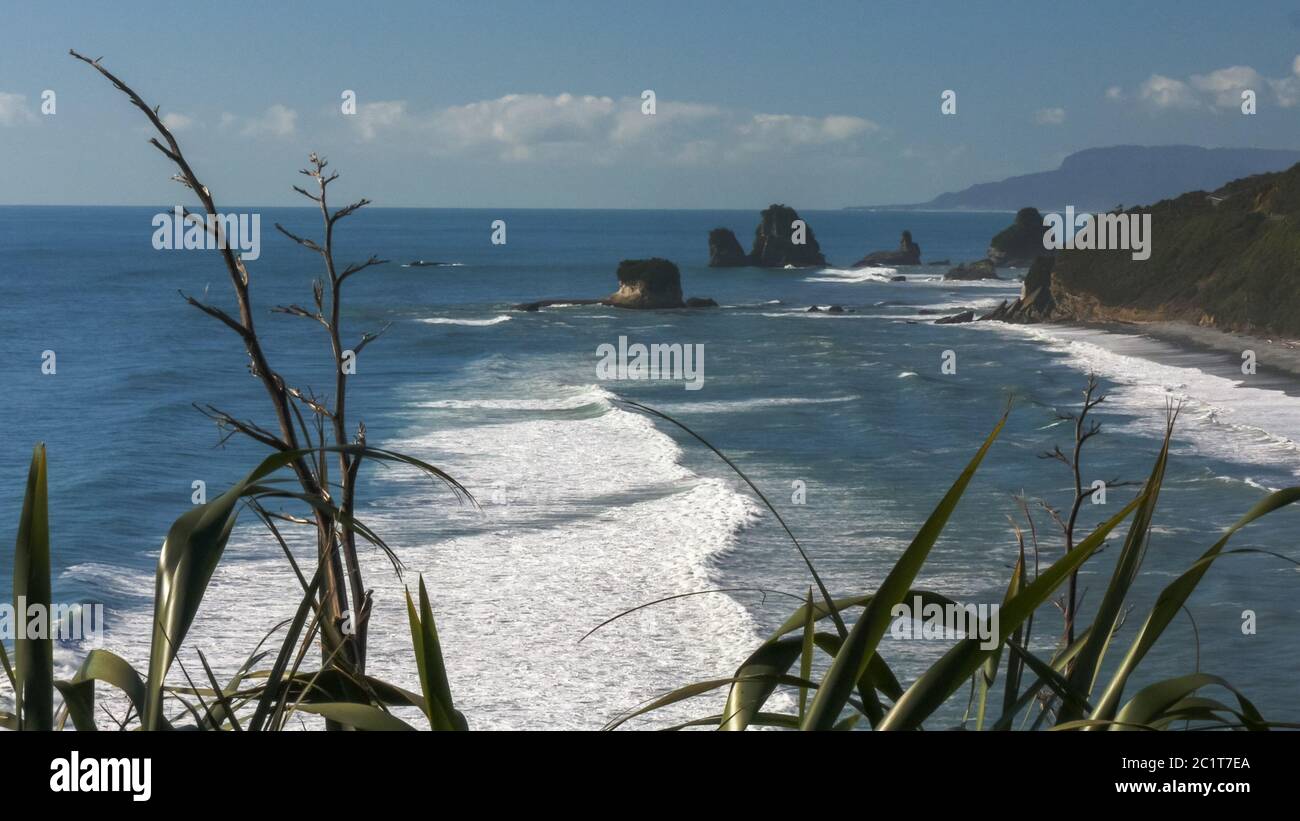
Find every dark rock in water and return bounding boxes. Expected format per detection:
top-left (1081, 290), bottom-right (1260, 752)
top-left (935, 310), bottom-right (976, 324)
top-left (852, 230), bottom-right (922, 267)
top-left (988, 207), bottom-right (1049, 268)
top-left (980, 255), bottom-right (1057, 323)
top-left (608, 258), bottom-right (686, 309)
top-left (927, 259), bottom-right (951, 266)
top-left (890, 275), bottom-right (907, 282)
top-left (511, 298), bottom-right (606, 312)
top-left (708, 228), bottom-right (750, 267)
top-left (826, 305), bottom-right (846, 314)
top-left (515, 258), bottom-right (710, 311)
top-left (748, 204), bottom-right (827, 267)
top-left (807, 305), bottom-right (821, 312)
top-left (944, 259), bottom-right (999, 280)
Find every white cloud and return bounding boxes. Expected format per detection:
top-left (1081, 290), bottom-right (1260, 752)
top-left (0, 92), bottom-right (36, 126)
top-left (1123, 57), bottom-right (1300, 110)
top-left (352, 100), bottom-right (406, 140)
top-left (740, 112), bottom-right (876, 145)
top-left (222, 104), bottom-right (297, 138)
top-left (1271, 55), bottom-right (1300, 107)
top-left (430, 93), bottom-right (619, 160)
top-left (1033, 107), bottom-right (1066, 125)
top-left (1190, 65), bottom-right (1263, 109)
top-left (161, 112), bottom-right (194, 131)
top-left (351, 92), bottom-right (879, 164)
top-left (1138, 74), bottom-right (1201, 109)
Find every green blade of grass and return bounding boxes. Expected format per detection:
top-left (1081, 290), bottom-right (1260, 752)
top-left (877, 491), bottom-right (1144, 730)
top-left (406, 576), bottom-right (466, 731)
top-left (1091, 486), bottom-right (1300, 722)
top-left (990, 627), bottom-right (1093, 730)
top-left (663, 712), bottom-right (802, 731)
top-left (1059, 419), bottom-right (1174, 722)
top-left (292, 702), bottom-right (418, 731)
top-left (605, 673), bottom-right (823, 731)
top-left (53, 648), bottom-right (150, 731)
top-left (802, 411), bottom-right (1008, 731)
top-left (1113, 673), bottom-right (1264, 730)
top-left (13, 444), bottom-right (53, 731)
top-left (798, 588), bottom-right (814, 722)
top-left (977, 553), bottom-right (1023, 730)
top-left (145, 444), bottom-right (461, 730)
top-left (721, 636), bottom-right (805, 730)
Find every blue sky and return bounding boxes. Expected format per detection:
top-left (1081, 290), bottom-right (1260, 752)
top-left (3, 0), bottom-right (1300, 207)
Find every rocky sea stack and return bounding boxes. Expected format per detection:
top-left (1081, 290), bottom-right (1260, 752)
top-left (987, 207), bottom-right (1049, 267)
top-left (513, 258), bottom-right (715, 311)
top-left (852, 230), bottom-right (922, 267)
top-left (748, 204), bottom-right (827, 267)
top-left (708, 228), bottom-right (749, 267)
top-left (608, 258), bottom-right (686, 309)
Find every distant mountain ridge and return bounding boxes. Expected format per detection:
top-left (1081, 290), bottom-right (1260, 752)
top-left (857, 146), bottom-right (1300, 212)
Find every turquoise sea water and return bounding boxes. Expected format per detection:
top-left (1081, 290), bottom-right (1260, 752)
top-left (2, 205), bottom-right (1298, 728)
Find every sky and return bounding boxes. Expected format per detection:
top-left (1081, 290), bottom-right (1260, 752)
top-left (3, 0), bottom-right (1300, 208)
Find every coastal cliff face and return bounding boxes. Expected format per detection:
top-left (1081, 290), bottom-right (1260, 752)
top-left (983, 163), bottom-right (1300, 337)
top-left (607, 258), bottom-right (686, 309)
top-left (749, 204), bottom-right (827, 267)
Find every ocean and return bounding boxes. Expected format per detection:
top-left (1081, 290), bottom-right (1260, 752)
top-left (2, 205), bottom-right (1298, 729)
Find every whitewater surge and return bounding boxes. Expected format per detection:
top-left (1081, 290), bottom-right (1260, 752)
top-left (974, 322), bottom-right (1300, 477)
top-left (92, 384), bottom-right (773, 730)
top-left (418, 315), bottom-right (513, 327)
top-left (804, 266), bottom-right (898, 284)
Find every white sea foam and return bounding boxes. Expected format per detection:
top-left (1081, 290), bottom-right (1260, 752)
top-left (418, 315), bottom-right (512, 327)
top-left (759, 310), bottom-right (871, 319)
top-left (974, 322), bottom-right (1300, 477)
top-left (416, 386), bottom-right (611, 411)
top-left (61, 563), bottom-right (153, 602)
top-left (653, 395), bottom-right (859, 414)
top-left (94, 383), bottom-right (772, 730)
top-left (804, 266), bottom-right (898, 284)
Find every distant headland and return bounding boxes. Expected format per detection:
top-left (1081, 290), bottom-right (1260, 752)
top-left (852, 145), bottom-right (1300, 213)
